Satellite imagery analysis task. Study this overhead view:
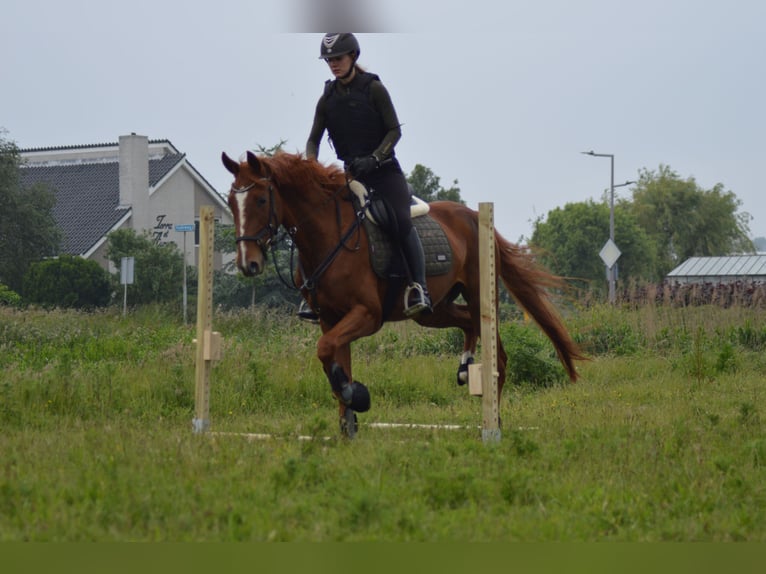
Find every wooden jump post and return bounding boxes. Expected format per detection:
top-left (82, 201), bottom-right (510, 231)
top-left (193, 206), bottom-right (221, 434)
top-left (468, 202), bottom-right (501, 443)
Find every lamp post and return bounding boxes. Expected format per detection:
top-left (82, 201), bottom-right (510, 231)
top-left (581, 151), bottom-right (634, 304)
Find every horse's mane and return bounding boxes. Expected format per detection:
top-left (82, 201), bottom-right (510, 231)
top-left (259, 152), bottom-right (346, 196)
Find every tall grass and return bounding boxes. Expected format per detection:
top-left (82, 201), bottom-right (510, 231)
top-left (1, 302), bottom-right (765, 541)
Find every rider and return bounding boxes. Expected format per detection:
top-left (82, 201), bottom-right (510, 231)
top-left (303, 32), bottom-right (432, 319)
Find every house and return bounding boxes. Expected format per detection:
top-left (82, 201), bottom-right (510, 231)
top-left (666, 255), bottom-right (766, 285)
top-left (19, 134), bottom-right (232, 272)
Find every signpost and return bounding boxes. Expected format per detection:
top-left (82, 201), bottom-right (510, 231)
top-left (176, 224), bottom-right (196, 324)
top-left (120, 256), bottom-right (135, 317)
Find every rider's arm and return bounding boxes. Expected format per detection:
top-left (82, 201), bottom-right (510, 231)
top-left (306, 95), bottom-right (326, 160)
top-left (369, 80), bottom-right (402, 163)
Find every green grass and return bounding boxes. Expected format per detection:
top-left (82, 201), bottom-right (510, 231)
top-left (1, 303), bottom-right (765, 540)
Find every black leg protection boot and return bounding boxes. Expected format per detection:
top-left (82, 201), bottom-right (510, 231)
top-left (401, 227), bottom-right (432, 316)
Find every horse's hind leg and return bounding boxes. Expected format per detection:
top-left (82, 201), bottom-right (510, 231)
top-left (416, 301), bottom-right (477, 385)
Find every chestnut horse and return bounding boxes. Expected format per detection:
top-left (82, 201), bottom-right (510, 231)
top-left (222, 151), bottom-right (584, 437)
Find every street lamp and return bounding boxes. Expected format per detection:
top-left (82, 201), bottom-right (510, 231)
top-left (581, 151), bottom-right (634, 304)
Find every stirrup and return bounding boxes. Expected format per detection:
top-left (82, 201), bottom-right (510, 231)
top-left (297, 300), bottom-right (319, 323)
top-left (403, 283), bottom-right (432, 317)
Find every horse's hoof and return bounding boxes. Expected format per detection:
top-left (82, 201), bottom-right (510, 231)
top-left (457, 357), bottom-right (474, 386)
top-left (340, 409), bottom-right (358, 438)
top-left (350, 381), bottom-right (370, 413)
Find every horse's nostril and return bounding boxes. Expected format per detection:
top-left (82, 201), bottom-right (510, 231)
top-left (248, 261), bottom-right (260, 275)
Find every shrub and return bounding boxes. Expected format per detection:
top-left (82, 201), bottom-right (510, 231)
top-left (500, 322), bottom-right (568, 387)
top-left (22, 255), bottom-right (111, 308)
top-left (106, 229), bottom-right (184, 305)
top-left (0, 283), bottom-right (22, 306)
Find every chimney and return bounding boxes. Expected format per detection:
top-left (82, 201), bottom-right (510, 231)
top-left (119, 133), bottom-right (150, 230)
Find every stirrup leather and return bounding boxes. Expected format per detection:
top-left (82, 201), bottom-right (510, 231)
top-left (403, 283), bottom-right (429, 317)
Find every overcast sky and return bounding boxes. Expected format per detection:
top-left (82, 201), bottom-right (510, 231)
top-left (2, 0), bottom-right (764, 242)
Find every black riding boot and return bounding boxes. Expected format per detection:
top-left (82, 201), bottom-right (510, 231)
top-left (297, 299), bottom-right (319, 323)
top-left (401, 227), bottom-right (432, 316)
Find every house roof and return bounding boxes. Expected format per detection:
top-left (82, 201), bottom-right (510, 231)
top-left (667, 255), bottom-right (766, 279)
top-left (19, 153), bottom-right (184, 256)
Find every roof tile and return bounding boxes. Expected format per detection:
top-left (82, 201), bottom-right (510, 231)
top-left (20, 154), bottom-right (183, 255)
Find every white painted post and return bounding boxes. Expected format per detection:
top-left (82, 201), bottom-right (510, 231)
top-left (182, 231), bottom-right (188, 325)
top-left (478, 203), bottom-right (501, 443)
top-left (120, 256), bottom-right (134, 317)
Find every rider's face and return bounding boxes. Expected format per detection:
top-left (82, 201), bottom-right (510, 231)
top-left (325, 54), bottom-right (354, 79)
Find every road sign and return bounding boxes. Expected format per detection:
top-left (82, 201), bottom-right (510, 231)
top-left (599, 238), bottom-right (621, 268)
top-left (175, 224), bottom-right (195, 232)
top-left (120, 256), bottom-right (135, 285)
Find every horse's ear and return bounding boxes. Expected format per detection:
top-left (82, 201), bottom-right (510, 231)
top-left (247, 151), bottom-right (269, 177)
top-left (246, 151), bottom-right (263, 175)
top-left (221, 152), bottom-right (239, 175)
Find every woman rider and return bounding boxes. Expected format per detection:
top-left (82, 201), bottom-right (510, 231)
top-left (305, 32), bottom-right (432, 317)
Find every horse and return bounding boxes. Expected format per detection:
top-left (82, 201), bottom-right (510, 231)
top-left (222, 150), bottom-right (585, 437)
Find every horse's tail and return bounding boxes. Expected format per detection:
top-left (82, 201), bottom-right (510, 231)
top-left (494, 231), bottom-right (586, 382)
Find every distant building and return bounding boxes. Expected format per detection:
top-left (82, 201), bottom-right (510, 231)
top-left (19, 134), bottom-right (232, 272)
top-left (666, 255), bottom-right (766, 285)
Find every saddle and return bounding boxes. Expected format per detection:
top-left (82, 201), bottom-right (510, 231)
top-left (348, 180), bottom-right (430, 225)
top-left (348, 180), bottom-right (452, 279)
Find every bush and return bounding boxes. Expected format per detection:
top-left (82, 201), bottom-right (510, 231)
top-left (106, 229), bottom-right (184, 305)
top-left (22, 255), bottom-right (111, 308)
top-left (0, 282), bottom-right (22, 306)
top-left (500, 322), bottom-right (568, 387)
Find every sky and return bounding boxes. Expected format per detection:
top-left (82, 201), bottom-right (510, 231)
top-left (2, 0), bottom-right (765, 242)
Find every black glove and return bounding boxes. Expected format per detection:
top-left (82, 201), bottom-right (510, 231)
top-left (349, 155), bottom-right (379, 178)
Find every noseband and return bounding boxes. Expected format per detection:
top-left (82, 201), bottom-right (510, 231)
top-left (231, 178), bottom-right (279, 248)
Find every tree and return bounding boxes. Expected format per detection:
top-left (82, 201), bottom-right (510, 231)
top-left (630, 165), bottom-right (753, 277)
top-left (530, 199), bottom-right (657, 290)
top-left (23, 255), bottom-right (111, 308)
top-left (754, 237), bottom-right (766, 252)
top-left (106, 229), bottom-right (184, 305)
top-left (407, 164), bottom-right (464, 204)
top-left (0, 130), bottom-right (60, 291)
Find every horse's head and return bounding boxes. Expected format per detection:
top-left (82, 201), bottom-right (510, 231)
top-left (222, 151), bottom-right (281, 277)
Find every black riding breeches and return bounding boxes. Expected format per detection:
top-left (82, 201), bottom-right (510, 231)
top-left (357, 161), bottom-right (413, 238)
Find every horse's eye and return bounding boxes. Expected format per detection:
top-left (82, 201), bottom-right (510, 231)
top-left (256, 197), bottom-right (267, 207)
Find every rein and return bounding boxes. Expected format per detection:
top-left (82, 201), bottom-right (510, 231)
top-left (296, 197), bottom-right (366, 293)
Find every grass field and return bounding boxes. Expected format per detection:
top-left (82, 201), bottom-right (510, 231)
top-left (1, 302), bottom-right (765, 541)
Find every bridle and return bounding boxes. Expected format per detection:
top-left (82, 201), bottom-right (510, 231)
top-left (231, 173), bottom-right (367, 313)
top-left (231, 178), bottom-right (279, 249)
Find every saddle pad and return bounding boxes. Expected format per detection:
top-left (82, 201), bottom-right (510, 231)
top-left (364, 214), bottom-right (453, 278)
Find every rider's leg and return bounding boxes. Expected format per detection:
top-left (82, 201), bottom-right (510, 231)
top-left (401, 226), bottom-right (432, 315)
top-left (354, 159), bottom-right (431, 316)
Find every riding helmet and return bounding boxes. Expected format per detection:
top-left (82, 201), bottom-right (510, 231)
top-left (319, 33), bottom-right (360, 59)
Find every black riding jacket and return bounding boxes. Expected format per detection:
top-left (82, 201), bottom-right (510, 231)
top-left (306, 71), bottom-right (402, 164)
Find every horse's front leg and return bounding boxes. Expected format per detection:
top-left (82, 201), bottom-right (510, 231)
top-left (316, 305), bottom-right (379, 435)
